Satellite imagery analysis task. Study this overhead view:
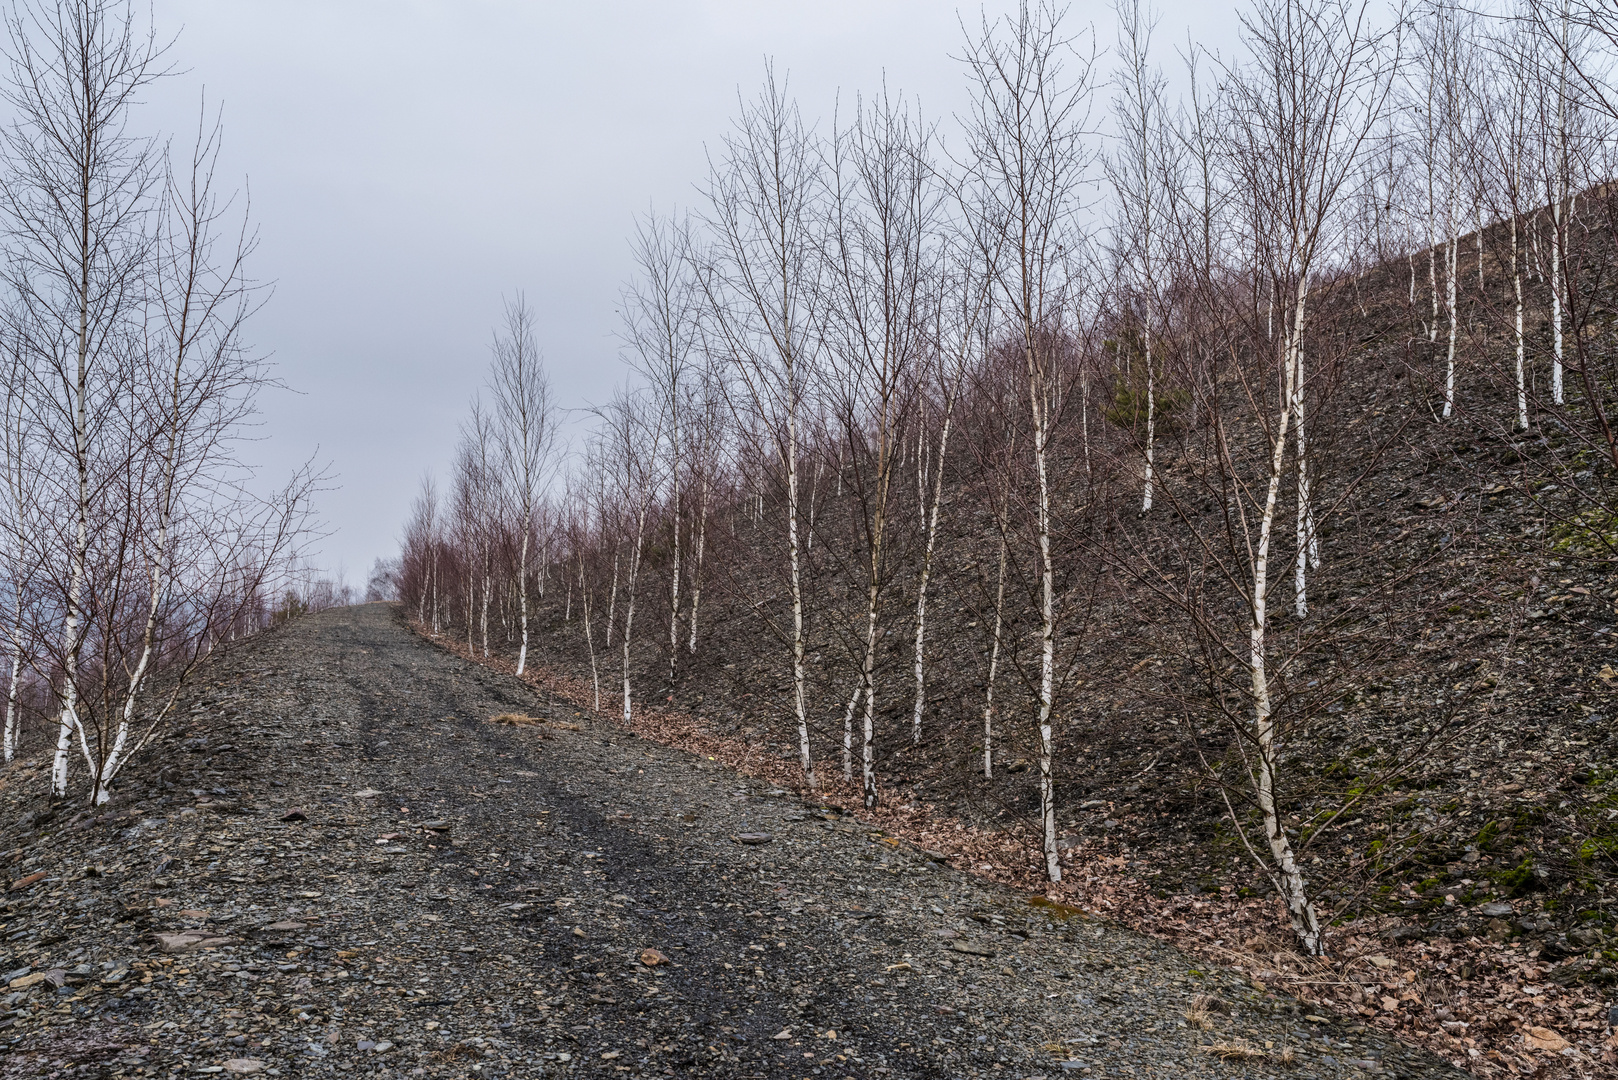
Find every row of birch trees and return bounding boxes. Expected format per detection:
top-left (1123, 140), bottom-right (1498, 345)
top-left (400, 0), bottom-right (1618, 956)
top-left (0, 0), bottom-right (317, 804)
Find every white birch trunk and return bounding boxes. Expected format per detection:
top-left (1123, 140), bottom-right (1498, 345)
top-left (842, 680), bottom-right (859, 781)
top-left (622, 506), bottom-right (648, 723)
top-left (1255, 296), bottom-right (1325, 956)
top-left (579, 558), bottom-right (600, 713)
top-left (53, 293), bottom-right (93, 799)
top-left (1142, 324), bottom-right (1155, 512)
top-left (605, 548), bottom-right (619, 648)
top-left (1443, 202), bottom-right (1458, 420)
top-left (1029, 357), bottom-right (1059, 884)
top-left (1427, 244), bottom-right (1439, 343)
top-left (481, 561), bottom-right (491, 657)
top-left (687, 470), bottom-right (709, 653)
top-left (3, 647), bottom-right (18, 763)
top-left (1513, 213), bottom-right (1528, 429)
top-left (1531, 209), bottom-right (1543, 281)
top-left (786, 410), bottom-right (813, 788)
top-left (1291, 286), bottom-right (1316, 620)
top-left (1551, 202), bottom-right (1564, 405)
top-left (667, 426), bottom-right (681, 682)
top-left (860, 574), bottom-right (881, 807)
top-left (911, 410), bottom-right (954, 745)
top-left (515, 527), bottom-right (530, 676)
top-left (982, 522), bottom-right (1008, 780)
top-left (805, 454), bottom-right (820, 554)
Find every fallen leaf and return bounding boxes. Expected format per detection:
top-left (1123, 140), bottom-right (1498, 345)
top-left (1525, 1026), bottom-right (1569, 1052)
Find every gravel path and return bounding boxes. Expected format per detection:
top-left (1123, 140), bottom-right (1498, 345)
top-left (0, 605), bottom-right (1464, 1078)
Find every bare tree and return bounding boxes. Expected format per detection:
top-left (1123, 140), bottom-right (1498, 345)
top-left (1208, 0), bottom-right (1396, 954)
top-left (622, 210), bottom-right (700, 683)
top-left (598, 390), bottom-right (665, 724)
top-left (820, 87), bottom-right (938, 805)
top-left (0, 0), bottom-right (164, 796)
top-left (910, 229), bottom-right (990, 749)
top-left (699, 67), bottom-right (824, 787)
top-left (486, 295), bottom-right (556, 677)
top-left (1108, 0), bottom-right (1173, 511)
top-left (88, 101), bottom-right (274, 804)
top-left (961, 0), bottom-right (1100, 884)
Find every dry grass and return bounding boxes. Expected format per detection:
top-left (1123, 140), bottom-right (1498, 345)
top-left (432, 1043), bottom-right (479, 1062)
top-left (1199, 1039), bottom-right (1266, 1061)
top-left (488, 713), bottom-right (582, 732)
top-left (489, 712), bottom-right (542, 727)
top-left (1183, 1003), bottom-right (1215, 1032)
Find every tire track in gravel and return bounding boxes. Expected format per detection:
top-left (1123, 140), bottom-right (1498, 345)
top-left (325, 604), bottom-right (1464, 1080)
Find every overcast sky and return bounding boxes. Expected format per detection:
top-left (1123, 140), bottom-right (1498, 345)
top-left (140, 0), bottom-right (1242, 589)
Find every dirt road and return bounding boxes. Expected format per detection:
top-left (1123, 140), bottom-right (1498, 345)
top-left (0, 605), bottom-right (1461, 1078)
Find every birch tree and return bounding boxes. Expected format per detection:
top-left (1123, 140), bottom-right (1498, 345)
top-left (487, 295), bottom-right (556, 678)
top-left (1482, 7), bottom-right (1540, 431)
top-left (1108, 0), bottom-right (1171, 512)
top-left (88, 104), bottom-right (272, 804)
top-left (821, 88), bottom-right (937, 806)
top-left (599, 390), bottom-right (665, 724)
top-left (622, 211), bottom-right (699, 683)
top-left (699, 68), bottom-right (823, 787)
top-left (910, 229), bottom-right (990, 748)
top-left (0, 0), bottom-right (163, 797)
top-left (961, 0), bottom-right (1099, 884)
top-left (1212, 0), bottom-right (1395, 954)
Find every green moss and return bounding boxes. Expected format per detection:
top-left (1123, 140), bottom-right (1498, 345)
top-left (1494, 858), bottom-right (1541, 898)
top-left (1549, 508), bottom-right (1618, 555)
top-left (1577, 836), bottom-right (1618, 862)
top-left (1475, 820), bottom-right (1505, 850)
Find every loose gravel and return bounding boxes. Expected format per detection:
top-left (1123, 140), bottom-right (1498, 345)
top-left (0, 604), bottom-right (1464, 1078)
